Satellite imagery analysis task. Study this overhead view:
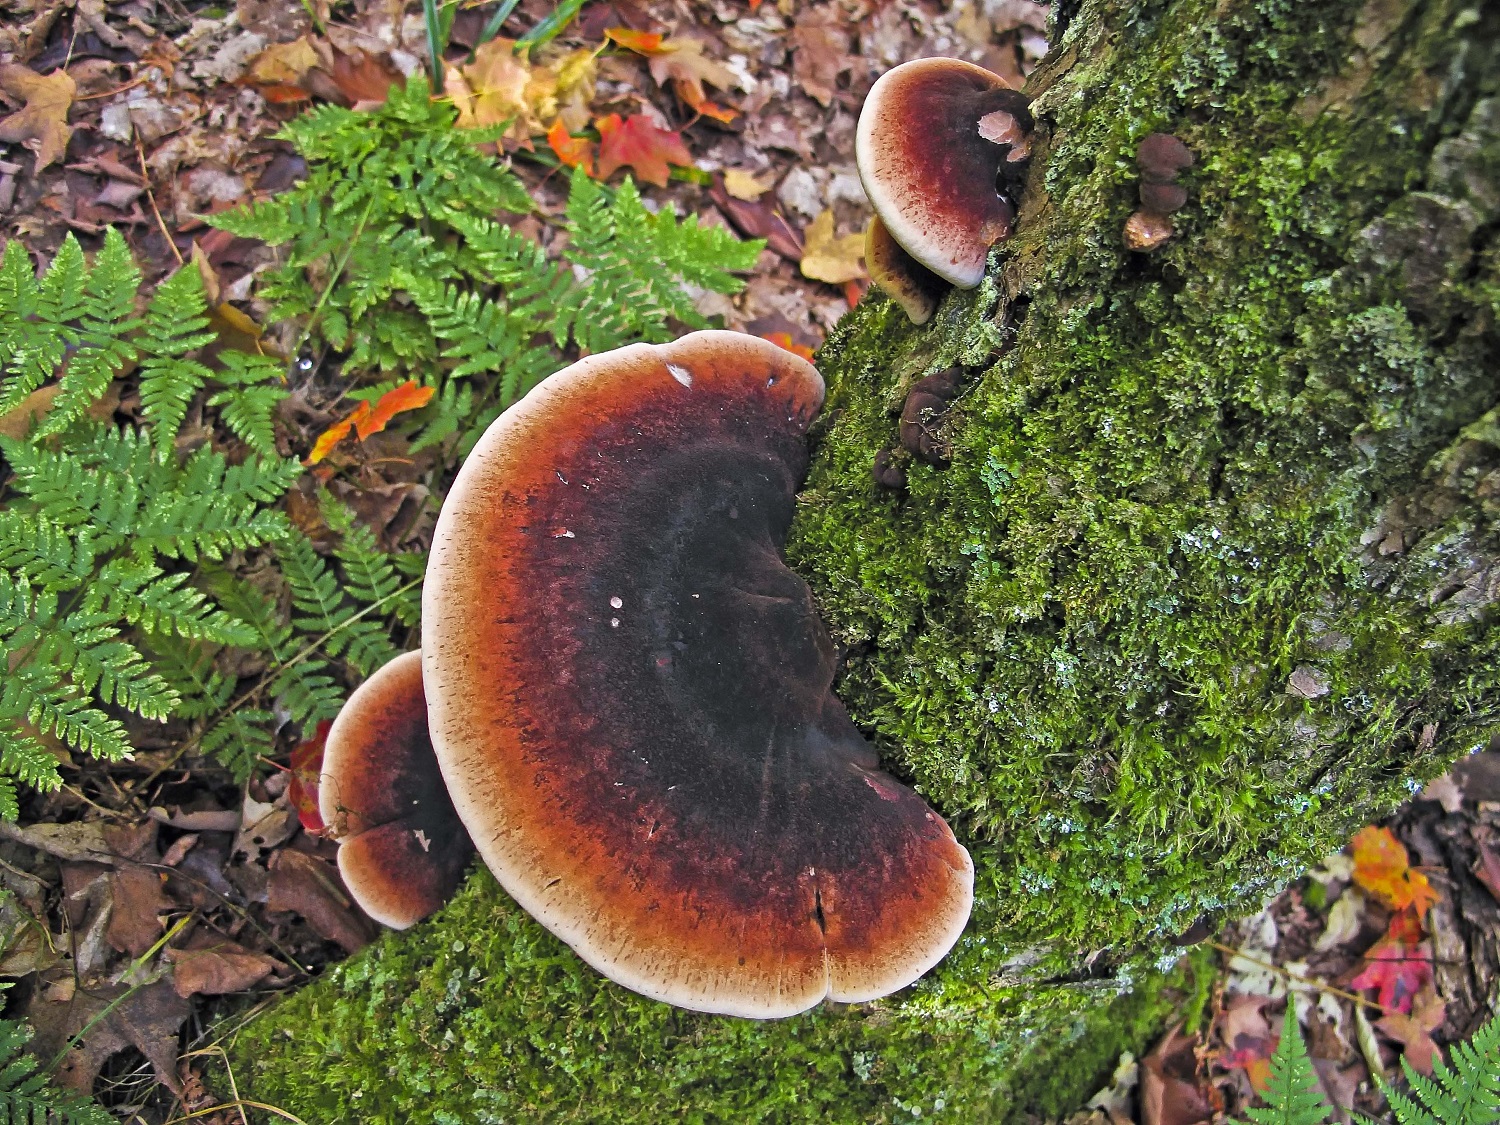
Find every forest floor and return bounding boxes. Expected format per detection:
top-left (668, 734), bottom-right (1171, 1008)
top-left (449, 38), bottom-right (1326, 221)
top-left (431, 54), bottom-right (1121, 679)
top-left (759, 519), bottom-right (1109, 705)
top-left (0, 0), bottom-right (1489, 1122)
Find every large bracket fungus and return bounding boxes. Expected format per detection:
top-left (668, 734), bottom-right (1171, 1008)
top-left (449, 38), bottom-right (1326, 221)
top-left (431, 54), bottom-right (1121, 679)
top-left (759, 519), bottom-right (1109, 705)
top-left (856, 57), bottom-right (1033, 293)
top-left (422, 331), bottom-right (974, 1018)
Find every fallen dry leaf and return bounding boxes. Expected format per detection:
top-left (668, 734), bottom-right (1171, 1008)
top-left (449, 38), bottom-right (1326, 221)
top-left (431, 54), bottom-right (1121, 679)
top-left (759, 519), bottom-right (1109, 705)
top-left (789, 12), bottom-right (852, 108)
top-left (247, 36), bottom-right (320, 86)
top-left (166, 934), bottom-right (280, 997)
top-left (1350, 909), bottom-right (1433, 1014)
top-left (759, 332), bottom-right (815, 362)
top-left (1314, 888), bottom-right (1367, 952)
top-left (1473, 839), bottom-right (1500, 903)
top-left (106, 864), bottom-right (170, 956)
top-left (710, 175), bottom-right (804, 260)
top-left (723, 168), bottom-right (774, 200)
top-left (799, 209), bottom-right (865, 285)
top-left (328, 48), bottom-right (403, 107)
top-left (267, 848), bottom-right (376, 953)
top-left (0, 65), bottom-right (75, 172)
top-left (1350, 825), bottom-right (1438, 916)
top-left (595, 113), bottom-right (693, 187)
top-left (31, 979), bottom-right (190, 1096)
top-left (1141, 1023), bottom-right (1213, 1125)
top-left (547, 119), bottom-right (594, 175)
top-left (607, 27), bottom-right (738, 120)
top-left (1376, 985), bottom-right (1444, 1075)
top-left (446, 39), bottom-right (535, 137)
top-left (356, 380), bottom-right (434, 440)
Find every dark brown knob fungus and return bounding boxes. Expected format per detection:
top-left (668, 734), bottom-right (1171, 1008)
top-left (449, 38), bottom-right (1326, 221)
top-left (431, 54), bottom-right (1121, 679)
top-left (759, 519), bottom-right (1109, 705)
top-left (856, 58), bottom-right (1033, 289)
top-left (1136, 133), bottom-right (1194, 184)
top-left (319, 649), bottom-right (475, 930)
top-left (872, 447), bottom-right (907, 490)
top-left (899, 369), bottom-right (961, 466)
top-left (424, 331), bottom-right (973, 1018)
top-left (1138, 180), bottom-right (1188, 215)
top-left (865, 215), bottom-right (948, 326)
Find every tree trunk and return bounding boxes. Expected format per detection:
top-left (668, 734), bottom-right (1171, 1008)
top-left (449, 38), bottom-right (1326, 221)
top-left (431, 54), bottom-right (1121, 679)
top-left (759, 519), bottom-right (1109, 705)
top-left (233, 0), bottom-right (1500, 1118)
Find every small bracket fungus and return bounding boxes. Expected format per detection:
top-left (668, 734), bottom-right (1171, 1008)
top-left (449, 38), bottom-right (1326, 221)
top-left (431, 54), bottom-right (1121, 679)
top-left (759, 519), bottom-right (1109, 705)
top-left (899, 369), bottom-right (961, 466)
top-left (1123, 209), bottom-right (1176, 252)
top-left (872, 447), bottom-right (908, 490)
top-left (319, 650), bottom-right (475, 930)
top-left (425, 331), bottom-right (973, 1018)
top-left (865, 215), bottom-right (948, 326)
top-left (856, 58), bottom-right (1033, 289)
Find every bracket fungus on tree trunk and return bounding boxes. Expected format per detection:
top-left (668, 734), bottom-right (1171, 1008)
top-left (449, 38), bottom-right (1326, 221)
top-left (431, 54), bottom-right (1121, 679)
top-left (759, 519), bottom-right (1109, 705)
top-left (319, 649), bottom-right (475, 931)
top-left (856, 57), bottom-right (1032, 294)
top-left (422, 330), bottom-right (973, 1018)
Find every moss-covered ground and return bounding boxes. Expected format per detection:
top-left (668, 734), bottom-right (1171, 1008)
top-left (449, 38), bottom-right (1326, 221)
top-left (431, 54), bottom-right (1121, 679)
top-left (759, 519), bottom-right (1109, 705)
top-left (234, 0), bottom-right (1500, 1117)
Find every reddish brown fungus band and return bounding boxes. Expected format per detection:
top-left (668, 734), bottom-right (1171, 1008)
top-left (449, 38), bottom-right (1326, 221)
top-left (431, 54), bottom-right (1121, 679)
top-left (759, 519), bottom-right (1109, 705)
top-left (423, 331), bottom-right (974, 1019)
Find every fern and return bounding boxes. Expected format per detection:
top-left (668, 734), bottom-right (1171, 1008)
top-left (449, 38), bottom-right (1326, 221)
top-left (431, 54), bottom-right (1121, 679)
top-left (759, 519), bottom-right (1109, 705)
top-left (0, 1016), bottom-right (112, 1124)
top-left (210, 80), bottom-right (761, 450)
top-left (0, 233), bottom-right (303, 802)
top-left (1249, 1006), bottom-right (1333, 1125)
top-left (1246, 1006), bottom-right (1500, 1125)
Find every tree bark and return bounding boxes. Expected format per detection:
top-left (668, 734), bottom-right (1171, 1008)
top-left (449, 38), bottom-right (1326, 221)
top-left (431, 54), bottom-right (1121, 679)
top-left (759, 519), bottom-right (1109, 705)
top-left (234, 0), bottom-right (1500, 1118)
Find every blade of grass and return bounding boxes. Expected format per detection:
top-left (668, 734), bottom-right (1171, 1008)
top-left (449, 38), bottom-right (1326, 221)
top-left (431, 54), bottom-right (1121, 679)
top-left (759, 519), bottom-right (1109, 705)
top-left (478, 0), bottom-right (524, 46)
top-left (518, 0), bottom-right (586, 49)
top-left (421, 0), bottom-right (447, 84)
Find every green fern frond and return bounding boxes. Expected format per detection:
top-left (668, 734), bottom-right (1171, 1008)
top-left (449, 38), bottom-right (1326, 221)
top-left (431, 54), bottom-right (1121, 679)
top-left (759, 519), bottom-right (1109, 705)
top-left (0, 1017), bottom-right (113, 1124)
top-left (1247, 1007), bottom-right (1331, 1125)
top-left (208, 351), bottom-right (289, 456)
top-left (137, 264), bottom-right (218, 450)
top-left (1375, 1011), bottom-right (1500, 1125)
top-left (200, 708), bottom-right (278, 781)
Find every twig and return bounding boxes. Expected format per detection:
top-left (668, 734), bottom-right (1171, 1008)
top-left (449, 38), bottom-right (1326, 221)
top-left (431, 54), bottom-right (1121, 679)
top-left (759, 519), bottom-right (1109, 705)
top-left (161, 1099), bottom-right (310, 1124)
top-left (136, 136), bottom-right (184, 266)
top-left (1208, 940), bottom-right (1394, 1016)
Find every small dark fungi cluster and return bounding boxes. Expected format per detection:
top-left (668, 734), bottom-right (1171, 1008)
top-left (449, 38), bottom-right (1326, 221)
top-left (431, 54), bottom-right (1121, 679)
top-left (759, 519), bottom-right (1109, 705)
top-left (318, 650), bottom-right (475, 930)
top-left (318, 331), bottom-right (975, 1019)
top-left (1125, 132), bottom-right (1195, 252)
top-left (900, 369), bottom-right (961, 466)
top-left (856, 57), bottom-right (1033, 321)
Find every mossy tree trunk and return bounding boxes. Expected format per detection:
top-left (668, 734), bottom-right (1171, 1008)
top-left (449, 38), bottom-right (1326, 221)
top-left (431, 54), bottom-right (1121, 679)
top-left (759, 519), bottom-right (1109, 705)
top-left (234, 0), bottom-right (1500, 1119)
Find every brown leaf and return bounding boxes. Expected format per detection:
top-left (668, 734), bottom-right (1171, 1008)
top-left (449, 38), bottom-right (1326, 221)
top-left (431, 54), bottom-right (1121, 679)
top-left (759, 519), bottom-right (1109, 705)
top-left (33, 980), bottom-right (190, 1096)
top-left (789, 14), bottom-right (850, 108)
top-left (1141, 1024), bottom-right (1212, 1125)
top-left (267, 848), bottom-right (377, 953)
top-left (1377, 986), bottom-right (1445, 1076)
top-left (329, 48), bottom-right (403, 108)
top-left (799, 208), bottom-right (865, 284)
top-left (106, 864), bottom-right (171, 956)
top-left (0, 65), bottom-right (75, 172)
top-left (710, 175), bottom-right (803, 260)
top-left (166, 934), bottom-right (280, 997)
top-left (1473, 839), bottom-right (1500, 903)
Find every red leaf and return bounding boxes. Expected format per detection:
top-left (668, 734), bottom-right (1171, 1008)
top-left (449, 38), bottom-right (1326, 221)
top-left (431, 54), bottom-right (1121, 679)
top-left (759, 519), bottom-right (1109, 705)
top-left (288, 719), bottom-right (331, 834)
top-left (1350, 909), bottom-right (1434, 1014)
top-left (758, 332), bottom-right (814, 362)
top-left (547, 119), bottom-right (595, 176)
top-left (594, 113), bottom-right (693, 187)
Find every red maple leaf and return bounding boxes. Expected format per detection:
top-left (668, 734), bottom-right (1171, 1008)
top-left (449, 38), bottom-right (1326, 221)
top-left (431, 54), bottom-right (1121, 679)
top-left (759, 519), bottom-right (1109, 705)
top-left (1350, 909), bottom-right (1434, 1014)
top-left (594, 113), bottom-right (693, 187)
top-left (288, 720), bottom-right (332, 833)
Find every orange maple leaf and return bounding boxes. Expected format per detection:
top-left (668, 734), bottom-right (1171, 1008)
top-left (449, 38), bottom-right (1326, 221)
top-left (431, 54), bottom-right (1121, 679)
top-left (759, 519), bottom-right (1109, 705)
top-left (305, 382), bottom-right (434, 464)
top-left (603, 27), bottom-right (666, 52)
top-left (356, 380), bottom-right (435, 440)
top-left (547, 119), bottom-right (595, 175)
top-left (1351, 825), bottom-right (1439, 916)
top-left (594, 113), bottom-right (693, 187)
top-left (605, 28), bottom-right (739, 123)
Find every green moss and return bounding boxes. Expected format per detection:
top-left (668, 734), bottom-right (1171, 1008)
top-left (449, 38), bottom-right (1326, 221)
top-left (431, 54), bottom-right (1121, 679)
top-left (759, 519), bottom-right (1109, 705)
top-left (230, 870), bottom-right (1194, 1122)
top-left (234, 0), bottom-right (1499, 1116)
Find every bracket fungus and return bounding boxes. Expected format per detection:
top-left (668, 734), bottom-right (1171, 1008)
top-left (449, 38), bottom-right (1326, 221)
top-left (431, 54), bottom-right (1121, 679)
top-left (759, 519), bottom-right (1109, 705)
top-left (319, 649), bottom-right (475, 930)
top-left (423, 331), bottom-right (974, 1018)
top-left (856, 57), bottom-right (1033, 292)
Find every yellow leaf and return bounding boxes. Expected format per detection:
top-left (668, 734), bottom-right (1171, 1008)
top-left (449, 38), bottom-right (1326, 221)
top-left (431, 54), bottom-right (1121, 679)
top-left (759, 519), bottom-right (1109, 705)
top-left (445, 40), bottom-right (533, 136)
top-left (723, 168), bottom-right (773, 200)
top-left (799, 209), bottom-right (865, 285)
top-left (247, 36), bottom-right (320, 86)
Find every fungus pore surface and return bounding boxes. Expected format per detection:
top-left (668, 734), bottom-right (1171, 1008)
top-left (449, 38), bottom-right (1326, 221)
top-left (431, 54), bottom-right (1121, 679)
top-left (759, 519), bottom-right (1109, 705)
top-left (423, 331), bottom-right (973, 1019)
